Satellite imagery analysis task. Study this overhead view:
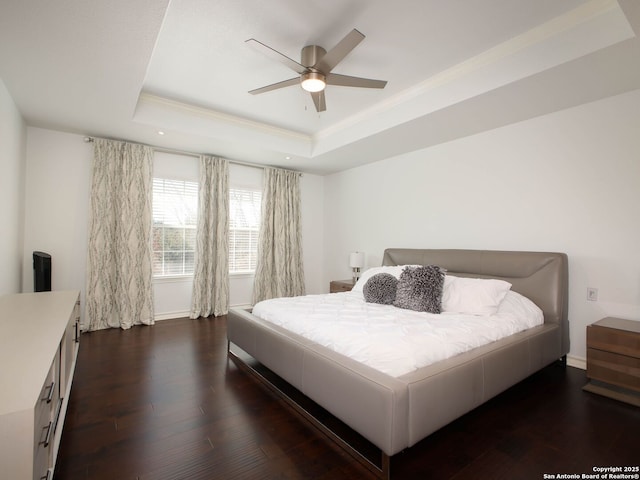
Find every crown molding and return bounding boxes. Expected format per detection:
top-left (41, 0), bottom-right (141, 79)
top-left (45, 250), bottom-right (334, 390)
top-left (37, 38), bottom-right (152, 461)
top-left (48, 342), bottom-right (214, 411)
top-left (136, 92), bottom-right (312, 142)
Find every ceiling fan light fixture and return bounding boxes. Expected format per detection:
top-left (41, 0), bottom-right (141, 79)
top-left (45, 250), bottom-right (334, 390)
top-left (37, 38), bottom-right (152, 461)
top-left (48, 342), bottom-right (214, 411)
top-left (301, 72), bottom-right (326, 92)
top-left (247, 29), bottom-right (386, 112)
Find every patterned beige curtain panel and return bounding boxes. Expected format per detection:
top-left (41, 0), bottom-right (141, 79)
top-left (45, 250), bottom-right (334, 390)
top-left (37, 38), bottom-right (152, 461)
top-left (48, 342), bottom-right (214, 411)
top-left (253, 167), bottom-right (305, 304)
top-left (190, 156), bottom-right (229, 318)
top-left (85, 139), bottom-right (155, 330)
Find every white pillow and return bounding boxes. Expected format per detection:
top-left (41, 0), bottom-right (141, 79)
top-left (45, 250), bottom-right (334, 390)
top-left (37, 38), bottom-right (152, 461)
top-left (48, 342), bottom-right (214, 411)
top-left (496, 290), bottom-right (543, 325)
top-left (442, 276), bottom-right (512, 315)
top-left (352, 265), bottom-right (420, 292)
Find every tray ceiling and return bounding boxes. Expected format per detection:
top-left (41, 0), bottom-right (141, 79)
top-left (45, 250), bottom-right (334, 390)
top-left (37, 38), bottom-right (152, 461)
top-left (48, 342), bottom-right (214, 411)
top-left (0, 0), bottom-right (638, 174)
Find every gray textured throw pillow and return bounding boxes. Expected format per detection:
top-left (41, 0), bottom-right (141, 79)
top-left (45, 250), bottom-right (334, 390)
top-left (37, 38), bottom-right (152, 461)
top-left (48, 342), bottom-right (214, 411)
top-left (363, 273), bottom-right (398, 305)
top-left (393, 265), bottom-right (445, 313)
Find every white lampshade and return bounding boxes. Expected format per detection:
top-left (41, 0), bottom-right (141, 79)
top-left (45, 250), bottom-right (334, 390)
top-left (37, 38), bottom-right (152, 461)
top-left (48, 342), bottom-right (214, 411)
top-left (349, 252), bottom-right (365, 268)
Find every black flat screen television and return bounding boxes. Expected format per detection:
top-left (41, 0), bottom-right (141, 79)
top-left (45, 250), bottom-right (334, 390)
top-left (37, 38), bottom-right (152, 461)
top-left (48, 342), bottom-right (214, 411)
top-left (33, 251), bottom-right (51, 292)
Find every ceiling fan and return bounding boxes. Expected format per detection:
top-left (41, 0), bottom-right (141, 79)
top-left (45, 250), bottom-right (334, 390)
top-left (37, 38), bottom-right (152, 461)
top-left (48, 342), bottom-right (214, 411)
top-left (246, 29), bottom-right (387, 112)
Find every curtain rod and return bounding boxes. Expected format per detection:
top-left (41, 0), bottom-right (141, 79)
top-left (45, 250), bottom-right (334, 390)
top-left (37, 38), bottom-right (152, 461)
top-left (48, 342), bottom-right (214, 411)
top-left (83, 136), bottom-right (302, 176)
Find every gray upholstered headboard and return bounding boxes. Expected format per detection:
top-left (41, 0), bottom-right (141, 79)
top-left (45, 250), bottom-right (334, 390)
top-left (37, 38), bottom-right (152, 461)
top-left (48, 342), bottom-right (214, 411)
top-left (382, 248), bottom-right (569, 354)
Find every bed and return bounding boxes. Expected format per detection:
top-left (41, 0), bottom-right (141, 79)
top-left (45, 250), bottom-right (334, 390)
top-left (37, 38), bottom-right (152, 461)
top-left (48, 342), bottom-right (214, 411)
top-left (227, 248), bottom-right (569, 478)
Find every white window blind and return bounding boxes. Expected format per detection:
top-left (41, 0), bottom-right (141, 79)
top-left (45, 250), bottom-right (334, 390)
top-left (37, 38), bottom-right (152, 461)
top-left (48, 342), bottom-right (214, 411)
top-left (229, 188), bottom-right (261, 274)
top-left (152, 178), bottom-right (198, 276)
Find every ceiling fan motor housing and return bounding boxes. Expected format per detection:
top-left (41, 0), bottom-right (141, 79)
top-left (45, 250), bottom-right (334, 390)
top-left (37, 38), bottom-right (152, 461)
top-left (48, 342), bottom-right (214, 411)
top-left (301, 45), bottom-right (327, 69)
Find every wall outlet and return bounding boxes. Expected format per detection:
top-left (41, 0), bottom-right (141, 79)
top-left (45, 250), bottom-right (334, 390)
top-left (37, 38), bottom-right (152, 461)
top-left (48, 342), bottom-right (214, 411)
top-left (587, 287), bottom-right (598, 302)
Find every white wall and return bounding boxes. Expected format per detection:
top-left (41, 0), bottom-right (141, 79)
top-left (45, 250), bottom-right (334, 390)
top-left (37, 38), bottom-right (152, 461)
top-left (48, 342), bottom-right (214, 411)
top-left (324, 88), bottom-right (640, 365)
top-left (21, 128), bottom-right (92, 304)
top-left (300, 172), bottom-right (325, 295)
top-left (0, 78), bottom-right (26, 295)
top-left (21, 128), bottom-right (325, 322)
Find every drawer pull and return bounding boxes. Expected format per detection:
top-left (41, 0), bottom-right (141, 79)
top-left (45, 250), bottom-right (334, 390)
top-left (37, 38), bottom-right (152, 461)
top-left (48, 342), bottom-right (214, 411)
top-left (43, 381), bottom-right (56, 403)
top-left (53, 399), bottom-right (63, 434)
top-left (41, 421), bottom-right (53, 448)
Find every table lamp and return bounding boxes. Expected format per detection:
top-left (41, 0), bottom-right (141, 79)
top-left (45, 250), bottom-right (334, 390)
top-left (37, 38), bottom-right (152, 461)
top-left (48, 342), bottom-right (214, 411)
top-left (349, 252), bottom-right (365, 282)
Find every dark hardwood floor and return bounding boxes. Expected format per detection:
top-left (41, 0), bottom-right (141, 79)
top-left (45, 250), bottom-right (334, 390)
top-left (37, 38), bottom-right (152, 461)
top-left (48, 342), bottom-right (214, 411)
top-left (56, 317), bottom-right (640, 480)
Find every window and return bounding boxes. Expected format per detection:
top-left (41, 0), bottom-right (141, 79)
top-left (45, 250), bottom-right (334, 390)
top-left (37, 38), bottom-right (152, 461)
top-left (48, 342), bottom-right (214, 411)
top-left (152, 178), bottom-right (198, 276)
top-left (229, 188), bottom-right (261, 274)
top-left (152, 177), bottom-right (261, 277)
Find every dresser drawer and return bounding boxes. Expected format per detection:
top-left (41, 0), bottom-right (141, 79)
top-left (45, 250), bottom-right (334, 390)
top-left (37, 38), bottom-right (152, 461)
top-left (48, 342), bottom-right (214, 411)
top-left (586, 347), bottom-right (640, 392)
top-left (33, 441), bottom-right (51, 480)
top-left (34, 358), bottom-right (57, 470)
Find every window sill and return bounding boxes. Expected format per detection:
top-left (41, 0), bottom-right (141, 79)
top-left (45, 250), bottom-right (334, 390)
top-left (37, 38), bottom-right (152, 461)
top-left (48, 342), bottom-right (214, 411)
top-left (153, 275), bottom-right (193, 284)
top-left (153, 273), bottom-right (254, 283)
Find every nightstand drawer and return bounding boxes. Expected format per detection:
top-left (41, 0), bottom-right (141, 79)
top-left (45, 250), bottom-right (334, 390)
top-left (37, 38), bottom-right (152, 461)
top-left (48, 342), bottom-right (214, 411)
top-left (330, 280), bottom-right (354, 293)
top-left (587, 324), bottom-right (640, 359)
top-left (587, 347), bottom-right (640, 392)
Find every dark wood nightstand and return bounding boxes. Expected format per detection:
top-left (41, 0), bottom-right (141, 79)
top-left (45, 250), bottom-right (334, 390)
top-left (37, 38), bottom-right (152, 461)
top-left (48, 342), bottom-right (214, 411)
top-left (583, 317), bottom-right (640, 407)
top-left (329, 279), bottom-right (355, 293)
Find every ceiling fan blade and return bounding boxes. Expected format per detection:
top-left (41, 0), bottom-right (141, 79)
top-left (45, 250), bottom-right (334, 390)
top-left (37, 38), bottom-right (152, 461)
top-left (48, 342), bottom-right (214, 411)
top-left (246, 39), bottom-right (307, 75)
top-left (249, 77), bottom-right (300, 95)
top-left (326, 73), bottom-right (387, 89)
top-left (315, 29), bottom-right (365, 73)
top-left (311, 91), bottom-right (326, 112)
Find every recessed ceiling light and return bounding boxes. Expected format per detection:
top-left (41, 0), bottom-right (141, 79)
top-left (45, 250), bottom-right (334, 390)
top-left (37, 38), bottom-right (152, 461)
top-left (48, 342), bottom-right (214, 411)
top-left (157, 130), bottom-right (165, 135)
top-left (285, 156), bottom-right (291, 160)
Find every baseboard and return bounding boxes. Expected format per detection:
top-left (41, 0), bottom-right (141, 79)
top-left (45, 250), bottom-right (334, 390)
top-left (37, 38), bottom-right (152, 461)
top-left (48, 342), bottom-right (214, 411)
top-left (231, 303), bottom-right (253, 310)
top-left (154, 304), bottom-right (253, 322)
top-left (155, 311), bottom-right (191, 321)
top-left (567, 354), bottom-right (586, 370)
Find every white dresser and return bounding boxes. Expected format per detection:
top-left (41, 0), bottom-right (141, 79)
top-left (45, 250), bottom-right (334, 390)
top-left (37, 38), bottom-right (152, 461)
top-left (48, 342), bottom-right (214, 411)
top-left (0, 291), bottom-right (80, 480)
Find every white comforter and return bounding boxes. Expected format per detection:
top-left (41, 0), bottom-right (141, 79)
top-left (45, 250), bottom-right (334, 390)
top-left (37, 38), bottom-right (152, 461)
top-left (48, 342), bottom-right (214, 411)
top-left (252, 291), bottom-right (543, 378)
